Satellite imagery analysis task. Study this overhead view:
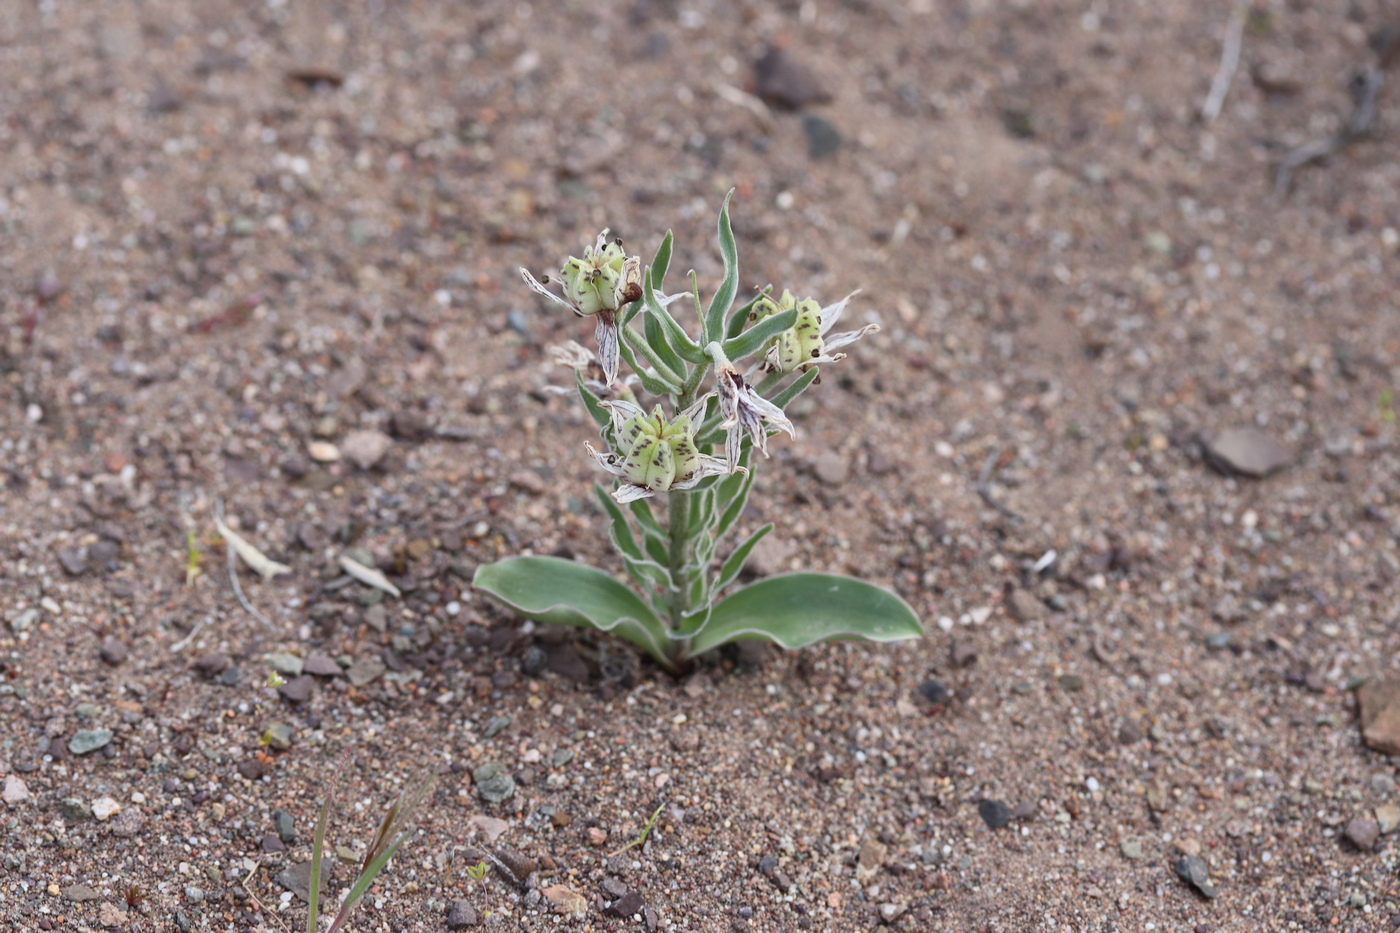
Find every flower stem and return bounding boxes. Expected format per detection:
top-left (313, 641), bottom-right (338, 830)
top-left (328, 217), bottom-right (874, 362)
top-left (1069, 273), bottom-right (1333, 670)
top-left (667, 487), bottom-right (692, 638)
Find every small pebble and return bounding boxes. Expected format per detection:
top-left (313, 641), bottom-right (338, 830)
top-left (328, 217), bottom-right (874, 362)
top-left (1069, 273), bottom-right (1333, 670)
top-left (69, 729), bottom-right (113, 755)
top-left (1344, 817), bottom-right (1379, 852)
top-left (1173, 855), bottom-right (1217, 898)
top-left (446, 900), bottom-right (479, 929)
top-left (978, 799), bottom-right (1011, 830)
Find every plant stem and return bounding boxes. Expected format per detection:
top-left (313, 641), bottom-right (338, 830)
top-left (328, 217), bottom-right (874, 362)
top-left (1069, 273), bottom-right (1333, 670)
top-left (665, 368), bottom-right (709, 664)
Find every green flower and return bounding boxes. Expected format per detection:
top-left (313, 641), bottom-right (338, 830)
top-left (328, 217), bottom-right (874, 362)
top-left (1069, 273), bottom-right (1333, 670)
top-left (586, 400), bottom-right (730, 503)
top-left (753, 290), bottom-right (880, 374)
top-left (520, 229), bottom-right (643, 385)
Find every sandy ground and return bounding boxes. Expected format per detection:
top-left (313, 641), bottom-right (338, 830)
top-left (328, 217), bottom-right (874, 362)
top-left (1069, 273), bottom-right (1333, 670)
top-left (3, 1), bottom-right (1400, 931)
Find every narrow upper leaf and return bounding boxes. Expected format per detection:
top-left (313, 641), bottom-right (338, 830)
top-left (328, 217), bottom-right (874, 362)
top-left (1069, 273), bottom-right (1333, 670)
top-left (720, 307), bottom-right (797, 362)
top-left (705, 189), bottom-right (739, 344)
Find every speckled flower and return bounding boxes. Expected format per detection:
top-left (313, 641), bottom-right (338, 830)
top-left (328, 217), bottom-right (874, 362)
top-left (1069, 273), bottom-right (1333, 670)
top-left (754, 290), bottom-right (880, 374)
top-left (521, 229), bottom-right (643, 385)
top-left (585, 399), bottom-right (730, 503)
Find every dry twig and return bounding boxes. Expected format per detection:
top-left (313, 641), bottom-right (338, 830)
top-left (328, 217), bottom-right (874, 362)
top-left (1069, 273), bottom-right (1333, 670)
top-left (1201, 1), bottom-right (1247, 123)
top-left (1273, 65), bottom-right (1384, 199)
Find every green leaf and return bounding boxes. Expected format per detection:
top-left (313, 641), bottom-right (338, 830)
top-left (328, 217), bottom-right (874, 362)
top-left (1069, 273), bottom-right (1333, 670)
top-left (767, 367), bottom-right (820, 410)
top-left (687, 573), bottom-right (922, 656)
top-left (712, 447), bottom-right (756, 543)
top-left (643, 306), bottom-right (689, 380)
top-left (615, 332), bottom-right (682, 395)
top-left (705, 189), bottom-right (739, 344)
top-left (687, 486), bottom-right (716, 537)
top-left (643, 265), bottom-right (707, 362)
top-left (621, 320), bottom-right (685, 387)
top-left (650, 230), bottom-right (673, 290)
top-left (726, 287), bottom-right (772, 341)
top-left (576, 371), bottom-right (611, 431)
top-left (595, 485), bottom-right (642, 560)
top-left (720, 307), bottom-right (796, 362)
top-left (595, 486), bottom-right (672, 590)
top-left (712, 523), bottom-right (771, 599)
top-left (473, 557), bottom-right (671, 664)
top-left (629, 497), bottom-right (664, 539)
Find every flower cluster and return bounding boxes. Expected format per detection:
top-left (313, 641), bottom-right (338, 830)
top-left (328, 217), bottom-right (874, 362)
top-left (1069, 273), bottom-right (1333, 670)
top-left (523, 227), bottom-right (878, 503)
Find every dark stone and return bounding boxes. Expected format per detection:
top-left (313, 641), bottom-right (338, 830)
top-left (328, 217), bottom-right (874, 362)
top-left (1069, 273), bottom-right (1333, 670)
top-left (978, 799), bottom-right (1012, 830)
top-left (606, 891), bottom-right (645, 918)
top-left (89, 539), bottom-right (118, 567)
top-left (546, 643), bottom-right (590, 683)
top-left (236, 759), bottom-right (265, 781)
top-left (99, 639), bottom-right (128, 665)
top-left (1174, 855), bottom-right (1218, 898)
top-left (1118, 720), bottom-right (1144, 744)
top-left (801, 115), bottom-right (842, 160)
top-left (220, 667), bottom-right (243, 687)
top-left (492, 847), bottom-right (537, 885)
top-left (273, 808), bottom-right (296, 844)
top-left (195, 653), bottom-right (232, 677)
top-left (754, 46), bottom-right (831, 110)
top-left (278, 675), bottom-right (315, 704)
top-left (446, 900), bottom-right (479, 929)
top-left (758, 855), bottom-right (778, 878)
top-left (521, 645), bottom-right (547, 676)
top-left (275, 860), bottom-right (316, 902)
top-left (260, 833), bottom-right (286, 853)
top-left (601, 877), bottom-right (629, 899)
top-left (917, 679), bottom-right (949, 705)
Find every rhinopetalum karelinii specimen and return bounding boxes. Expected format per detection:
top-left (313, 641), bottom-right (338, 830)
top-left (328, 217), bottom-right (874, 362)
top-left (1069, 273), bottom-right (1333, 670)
top-left (474, 194), bottom-right (923, 672)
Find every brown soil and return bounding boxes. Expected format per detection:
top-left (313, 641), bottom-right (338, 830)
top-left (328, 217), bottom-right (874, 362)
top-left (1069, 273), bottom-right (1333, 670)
top-left (3, 2), bottom-right (1400, 931)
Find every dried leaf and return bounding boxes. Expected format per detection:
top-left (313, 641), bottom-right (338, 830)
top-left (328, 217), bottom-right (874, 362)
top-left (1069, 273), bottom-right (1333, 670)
top-left (214, 514), bottom-right (291, 580)
top-left (338, 554), bottom-right (402, 598)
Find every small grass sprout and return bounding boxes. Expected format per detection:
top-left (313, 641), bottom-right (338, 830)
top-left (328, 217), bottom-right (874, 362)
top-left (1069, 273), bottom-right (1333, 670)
top-left (306, 754), bottom-right (437, 933)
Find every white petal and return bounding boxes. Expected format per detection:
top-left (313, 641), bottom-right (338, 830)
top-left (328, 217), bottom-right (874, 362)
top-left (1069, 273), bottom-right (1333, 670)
top-left (817, 290), bottom-right (861, 335)
top-left (654, 291), bottom-right (688, 308)
top-left (594, 312), bottom-right (620, 386)
top-left (521, 267), bottom-right (583, 316)
top-left (600, 399), bottom-right (646, 436)
top-left (743, 390), bottom-right (795, 438)
top-left (679, 393), bottom-right (713, 424)
top-left (594, 228), bottom-right (610, 253)
top-left (670, 453), bottom-right (736, 490)
top-left (611, 483), bottom-right (656, 503)
top-left (823, 322), bottom-right (880, 353)
top-left (724, 422), bottom-right (743, 474)
top-left (584, 441), bottom-right (626, 478)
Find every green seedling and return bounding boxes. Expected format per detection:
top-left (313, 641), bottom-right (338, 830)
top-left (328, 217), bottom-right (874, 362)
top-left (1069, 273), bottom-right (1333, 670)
top-left (466, 861), bottom-right (489, 884)
top-left (306, 755), bottom-right (437, 933)
top-left (1380, 388), bottom-right (1395, 423)
top-left (607, 802), bottom-right (667, 858)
